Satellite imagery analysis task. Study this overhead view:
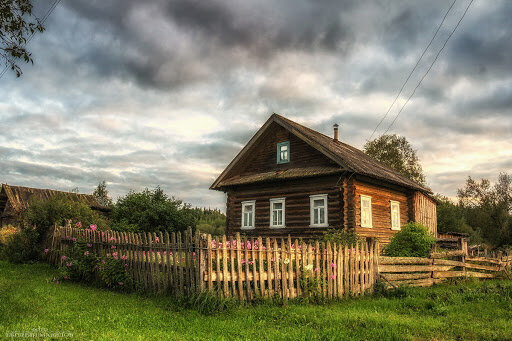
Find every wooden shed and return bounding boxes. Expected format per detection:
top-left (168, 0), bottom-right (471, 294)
top-left (211, 114), bottom-right (437, 243)
top-left (0, 184), bottom-right (109, 227)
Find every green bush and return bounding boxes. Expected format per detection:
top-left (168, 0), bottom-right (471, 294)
top-left (96, 252), bottom-right (133, 291)
top-left (23, 194), bottom-right (108, 243)
top-left (385, 222), bottom-right (435, 257)
top-left (322, 228), bottom-right (359, 246)
top-left (1, 227), bottom-right (39, 263)
top-left (111, 187), bottom-right (195, 233)
top-left (60, 241), bottom-right (98, 283)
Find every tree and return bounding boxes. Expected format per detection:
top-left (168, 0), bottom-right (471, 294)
top-left (1, 0), bottom-right (44, 77)
top-left (364, 134), bottom-right (426, 186)
top-left (457, 173), bottom-right (512, 247)
top-left (110, 187), bottom-right (195, 233)
top-left (93, 180), bottom-right (113, 207)
top-left (435, 194), bottom-right (481, 243)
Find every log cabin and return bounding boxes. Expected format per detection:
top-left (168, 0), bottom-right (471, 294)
top-left (210, 114), bottom-right (437, 243)
top-left (0, 184), bottom-right (110, 227)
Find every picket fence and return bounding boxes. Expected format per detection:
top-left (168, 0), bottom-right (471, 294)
top-left (47, 226), bottom-right (379, 300)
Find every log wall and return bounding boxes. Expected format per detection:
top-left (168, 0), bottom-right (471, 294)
top-left (410, 191), bottom-right (437, 236)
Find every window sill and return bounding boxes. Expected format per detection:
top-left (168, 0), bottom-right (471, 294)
top-left (360, 225), bottom-right (373, 228)
top-left (309, 225), bottom-right (329, 228)
top-left (269, 225), bottom-right (285, 229)
top-left (241, 226), bottom-right (255, 230)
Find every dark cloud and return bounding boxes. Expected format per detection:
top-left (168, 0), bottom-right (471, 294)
top-left (0, 0), bottom-right (511, 209)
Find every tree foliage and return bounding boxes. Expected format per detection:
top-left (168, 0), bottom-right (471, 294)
top-left (93, 180), bottom-right (113, 207)
top-left (1, 0), bottom-right (44, 77)
top-left (110, 187), bottom-right (195, 233)
top-left (457, 173), bottom-right (512, 247)
top-left (364, 134), bottom-right (426, 186)
top-left (435, 194), bottom-right (481, 243)
top-left (192, 208), bottom-right (226, 235)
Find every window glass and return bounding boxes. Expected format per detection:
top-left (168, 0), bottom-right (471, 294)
top-left (310, 194), bottom-right (328, 227)
top-left (277, 142), bottom-right (290, 164)
top-left (270, 198), bottom-right (285, 228)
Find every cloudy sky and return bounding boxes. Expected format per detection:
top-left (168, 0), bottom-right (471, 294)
top-left (1, 0), bottom-right (511, 209)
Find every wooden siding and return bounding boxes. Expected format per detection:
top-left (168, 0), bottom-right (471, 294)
top-left (411, 191), bottom-right (437, 236)
top-left (226, 175), bottom-right (343, 237)
top-left (234, 123), bottom-right (338, 177)
top-left (352, 179), bottom-right (409, 243)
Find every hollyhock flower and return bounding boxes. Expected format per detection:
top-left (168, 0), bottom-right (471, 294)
top-left (330, 275), bottom-right (335, 279)
top-left (75, 222), bottom-right (82, 228)
top-left (247, 241), bottom-right (252, 249)
top-left (72, 237), bottom-right (77, 242)
top-left (44, 249), bottom-right (49, 253)
top-left (87, 243), bottom-right (92, 247)
top-left (61, 255), bottom-right (67, 260)
top-left (331, 263), bottom-right (336, 268)
top-left (155, 237), bottom-right (160, 243)
top-left (118, 282), bottom-right (124, 286)
top-left (112, 252), bottom-right (118, 257)
top-left (109, 237), bottom-right (115, 242)
top-left (90, 224), bottom-right (97, 231)
top-left (101, 260), bottom-right (106, 264)
top-left (124, 263), bottom-right (128, 267)
top-left (84, 251), bottom-right (89, 256)
top-left (66, 262), bottom-right (73, 267)
top-left (111, 245), bottom-right (116, 249)
top-left (314, 268), bottom-right (319, 272)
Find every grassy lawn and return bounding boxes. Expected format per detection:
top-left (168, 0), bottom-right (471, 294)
top-left (1, 261), bottom-right (512, 340)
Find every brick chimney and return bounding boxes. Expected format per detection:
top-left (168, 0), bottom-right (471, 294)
top-left (333, 123), bottom-right (339, 142)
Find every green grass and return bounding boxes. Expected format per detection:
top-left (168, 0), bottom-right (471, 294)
top-left (1, 261), bottom-right (512, 340)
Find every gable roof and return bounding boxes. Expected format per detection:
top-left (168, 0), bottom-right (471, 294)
top-left (0, 184), bottom-right (109, 217)
top-left (211, 114), bottom-right (431, 193)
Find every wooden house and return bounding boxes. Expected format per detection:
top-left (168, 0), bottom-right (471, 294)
top-left (0, 184), bottom-right (109, 226)
top-left (210, 114), bottom-right (437, 242)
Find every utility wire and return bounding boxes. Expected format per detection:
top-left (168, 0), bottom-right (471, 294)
top-left (367, 0), bottom-right (457, 142)
top-left (382, 0), bottom-right (474, 136)
top-left (0, 0), bottom-right (62, 79)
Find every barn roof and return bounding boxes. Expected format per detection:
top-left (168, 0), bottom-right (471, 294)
top-left (211, 114), bottom-right (431, 193)
top-left (0, 184), bottom-right (109, 217)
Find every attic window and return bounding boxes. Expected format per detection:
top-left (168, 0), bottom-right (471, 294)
top-left (277, 141), bottom-right (290, 164)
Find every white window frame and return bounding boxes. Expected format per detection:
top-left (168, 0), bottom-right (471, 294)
top-left (360, 195), bottom-right (373, 228)
top-left (241, 200), bottom-right (255, 229)
top-left (310, 194), bottom-right (328, 227)
top-left (390, 200), bottom-right (401, 230)
top-left (269, 198), bottom-right (285, 228)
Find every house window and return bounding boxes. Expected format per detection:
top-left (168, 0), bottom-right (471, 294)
top-left (310, 194), bottom-right (328, 227)
top-left (391, 201), bottom-right (400, 230)
top-left (360, 195), bottom-right (373, 228)
top-left (241, 200), bottom-right (255, 229)
top-left (277, 141), bottom-right (290, 164)
top-left (270, 198), bottom-right (285, 228)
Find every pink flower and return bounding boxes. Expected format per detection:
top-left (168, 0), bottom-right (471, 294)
top-left (63, 275), bottom-right (68, 280)
top-left (90, 224), bottom-right (97, 231)
top-left (124, 263), bottom-right (128, 267)
top-left (84, 251), bottom-right (90, 256)
top-left (331, 263), bottom-right (336, 268)
top-left (314, 268), bottom-right (319, 272)
top-left (247, 241), bottom-right (252, 249)
top-left (111, 245), bottom-right (116, 249)
top-left (112, 252), bottom-right (118, 257)
top-left (109, 237), bottom-right (115, 242)
top-left (107, 253), bottom-right (111, 257)
top-left (102, 260), bottom-right (106, 264)
top-left (155, 237), bottom-right (160, 243)
top-left (75, 222), bottom-right (82, 228)
top-left (87, 243), bottom-right (92, 247)
top-left (330, 275), bottom-right (335, 279)
top-left (66, 262), bottom-right (73, 267)
top-left (121, 255), bottom-right (128, 260)
top-left (72, 237), bottom-right (77, 242)
top-left (44, 249), bottom-right (49, 253)
top-left (61, 255), bottom-right (67, 260)
top-left (118, 282), bottom-right (124, 286)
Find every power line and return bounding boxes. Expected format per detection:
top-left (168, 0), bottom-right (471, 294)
top-left (0, 0), bottom-right (62, 79)
top-left (367, 0), bottom-right (457, 142)
top-left (382, 0), bottom-right (474, 136)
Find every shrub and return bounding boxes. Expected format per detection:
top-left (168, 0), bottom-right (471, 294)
top-left (111, 187), bottom-right (195, 233)
top-left (0, 225), bottom-right (20, 248)
top-left (96, 253), bottom-right (133, 291)
top-left (1, 227), bottom-right (39, 263)
top-left (322, 228), bottom-right (359, 246)
top-left (23, 194), bottom-right (108, 243)
top-left (60, 241), bottom-right (98, 283)
top-left (385, 222), bottom-right (436, 257)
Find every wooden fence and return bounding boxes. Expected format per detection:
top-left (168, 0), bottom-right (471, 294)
top-left (47, 226), bottom-right (379, 300)
top-left (379, 249), bottom-right (512, 288)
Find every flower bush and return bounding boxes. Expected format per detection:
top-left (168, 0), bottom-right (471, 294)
top-left (322, 228), bottom-right (360, 246)
top-left (59, 241), bottom-right (98, 283)
top-left (96, 253), bottom-right (133, 291)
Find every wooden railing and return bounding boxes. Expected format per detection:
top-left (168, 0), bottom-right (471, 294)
top-left (47, 226), bottom-right (379, 300)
